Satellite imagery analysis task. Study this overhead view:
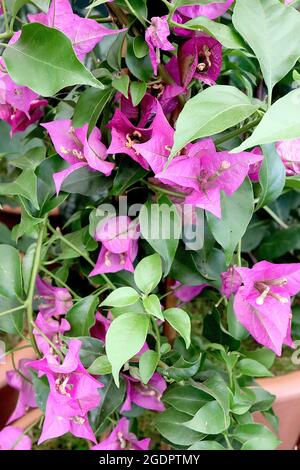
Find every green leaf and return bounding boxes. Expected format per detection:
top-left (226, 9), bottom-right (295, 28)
top-left (285, 175), bottom-right (300, 190)
top-left (233, 89), bottom-right (300, 152)
top-left (189, 441), bottom-right (226, 450)
top-left (0, 296), bottom-right (24, 334)
top-left (4, 24), bottom-right (102, 97)
top-left (112, 157), bottom-right (148, 195)
top-left (163, 384), bottom-right (211, 416)
top-left (164, 308), bottom-right (191, 349)
top-left (233, 423), bottom-right (280, 450)
top-left (155, 409), bottom-right (204, 446)
top-left (257, 224), bottom-right (300, 260)
top-left (72, 87), bottom-right (113, 129)
top-left (174, 0), bottom-right (227, 7)
top-left (134, 254), bottom-right (162, 295)
top-left (106, 312), bottom-right (150, 386)
top-left (61, 166), bottom-right (112, 198)
top-left (111, 74), bottom-right (130, 99)
top-left (125, 34), bottom-right (153, 81)
top-left (92, 375), bottom-right (126, 434)
top-left (178, 16), bottom-right (244, 49)
top-left (101, 287), bottom-right (140, 307)
top-left (232, 0), bottom-right (300, 97)
top-left (31, 372), bottom-right (50, 413)
top-left (161, 355), bottom-right (202, 381)
top-left (170, 85), bottom-right (260, 158)
top-left (130, 81), bottom-right (147, 106)
top-left (139, 350), bottom-right (159, 384)
top-left (184, 400), bottom-right (229, 434)
top-left (0, 169), bottom-right (39, 209)
top-left (77, 337), bottom-right (104, 368)
top-left (142, 294), bottom-right (164, 321)
top-left (256, 144), bottom-right (286, 210)
top-left (9, 147), bottom-right (46, 171)
top-left (123, 0), bottom-right (147, 25)
top-left (67, 295), bottom-right (98, 336)
top-left (227, 296), bottom-right (249, 340)
top-left (88, 355), bottom-right (112, 375)
top-left (207, 178), bottom-right (254, 265)
top-left (139, 197), bottom-right (181, 275)
top-left (238, 358), bottom-right (273, 377)
top-left (245, 348), bottom-right (275, 369)
top-left (133, 37), bottom-right (149, 58)
top-left (0, 245), bottom-right (23, 299)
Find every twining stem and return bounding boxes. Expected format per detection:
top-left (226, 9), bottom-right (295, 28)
top-left (263, 206), bottom-right (289, 229)
top-left (214, 117), bottom-right (262, 147)
top-left (26, 219), bottom-right (47, 356)
top-left (0, 304), bottom-right (25, 318)
top-left (40, 266), bottom-right (81, 300)
top-left (47, 222), bottom-right (116, 290)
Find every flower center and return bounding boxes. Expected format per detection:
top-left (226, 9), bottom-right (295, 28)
top-left (198, 160), bottom-right (231, 190)
top-left (135, 383), bottom-right (162, 401)
top-left (125, 131), bottom-right (143, 154)
top-left (254, 278), bottom-right (289, 305)
top-left (71, 416), bottom-right (85, 425)
top-left (104, 251), bottom-right (126, 267)
top-left (151, 83), bottom-right (165, 99)
top-left (197, 45), bottom-right (212, 73)
top-left (59, 127), bottom-right (85, 160)
top-left (55, 374), bottom-right (73, 397)
top-left (117, 432), bottom-right (133, 450)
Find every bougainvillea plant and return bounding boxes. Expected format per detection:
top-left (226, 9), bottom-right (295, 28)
top-left (1, 0), bottom-right (300, 451)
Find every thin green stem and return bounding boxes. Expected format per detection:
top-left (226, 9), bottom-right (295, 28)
top-left (31, 321), bottom-right (64, 361)
top-left (26, 220), bottom-right (47, 356)
top-left (0, 304), bottom-right (25, 318)
top-left (214, 117), bottom-right (262, 147)
top-left (40, 266), bottom-right (81, 300)
top-left (237, 240), bottom-right (242, 267)
top-left (263, 206), bottom-right (288, 229)
top-left (47, 222), bottom-right (116, 290)
top-left (223, 433), bottom-right (233, 450)
top-left (5, 344), bottom-right (32, 356)
top-left (123, 0), bottom-right (146, 26)
top-left (151, 317), bottom-right (161, 357)
top-left (146, 181), bottom-right (185, 199)
top-left (2, 0), bottom-right (10, 34)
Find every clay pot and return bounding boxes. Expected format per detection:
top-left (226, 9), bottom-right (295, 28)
top-left (0, 341), bottom-right (36, 429)
top-left (255, 371), bottom-right (300, 450)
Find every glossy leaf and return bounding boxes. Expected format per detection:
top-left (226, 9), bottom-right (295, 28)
top-left (139, 197), bottom-right (181, 275)
top-left (4, 24), bottom-right (102, 96)
top-left (256, 144), bottom-right (286, 210)
top-left (207, 178), bottom-right (254, 265)
top-left (134, 254), bottom-right (162, 295)
top-left (164, 308), bottom-right (191, 349)
top-left (106, 312), bottom-right (150, 386)
top-left (233, 89), bottom-right (300, 152)
top-left (139, 350), bottom-right (159, 384)
top-left (170, 85), bottom-right (260, 158)
top-left (233, 0), bottom-right (300, 96)
top-left (101, 287), bottom-right (140, 307)
top-left (67, 295), bottom-right (98, 337)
